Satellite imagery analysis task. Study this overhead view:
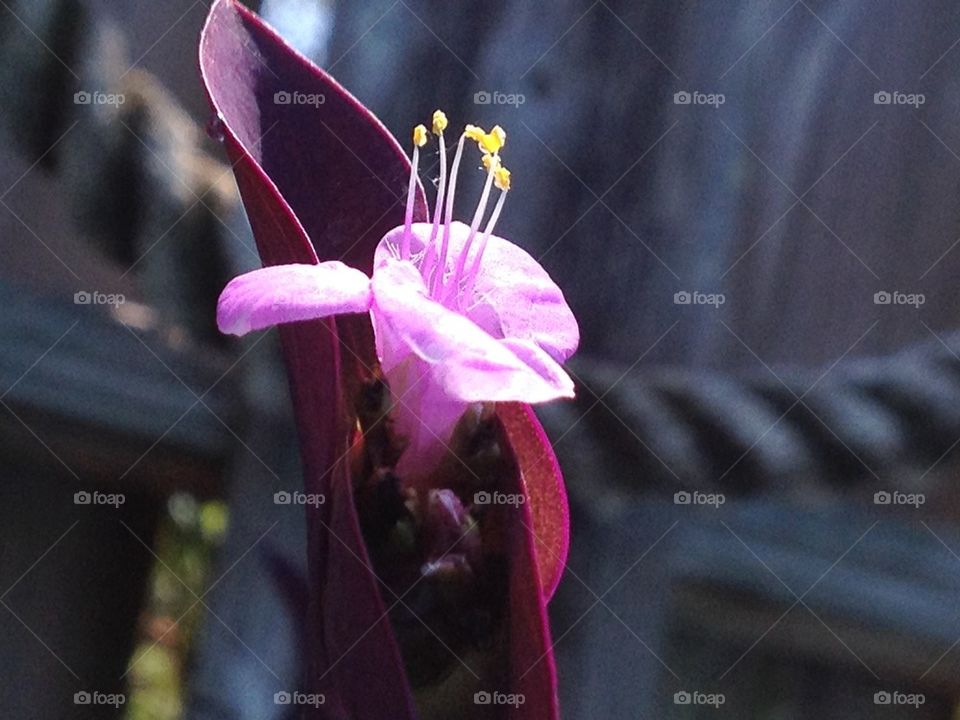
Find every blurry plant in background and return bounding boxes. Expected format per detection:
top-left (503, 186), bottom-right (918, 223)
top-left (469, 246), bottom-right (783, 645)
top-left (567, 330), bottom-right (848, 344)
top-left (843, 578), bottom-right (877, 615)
top-left (126, 496), bottom-right (228, 720)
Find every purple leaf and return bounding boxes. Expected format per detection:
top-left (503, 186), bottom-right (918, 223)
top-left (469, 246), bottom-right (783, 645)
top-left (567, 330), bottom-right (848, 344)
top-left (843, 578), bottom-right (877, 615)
top-left (201, 2), bottom-right (421, 716)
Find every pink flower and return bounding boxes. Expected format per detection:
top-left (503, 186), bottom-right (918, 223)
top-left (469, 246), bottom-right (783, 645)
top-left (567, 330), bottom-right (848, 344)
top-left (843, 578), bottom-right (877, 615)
top-left (201, 2), bottom-right (573, 715)
top-left (217, 117), bottom-right (579, 471)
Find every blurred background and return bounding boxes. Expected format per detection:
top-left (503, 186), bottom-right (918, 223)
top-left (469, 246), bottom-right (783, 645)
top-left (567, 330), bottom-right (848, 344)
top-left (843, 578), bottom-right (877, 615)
top-left (5, 0), bottom-right (960, 717)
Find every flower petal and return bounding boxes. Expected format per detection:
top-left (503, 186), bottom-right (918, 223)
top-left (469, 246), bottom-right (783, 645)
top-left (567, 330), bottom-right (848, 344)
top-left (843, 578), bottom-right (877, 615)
top-left (376, 222), bottom-right (579, 362)
top-left (371, 259), bottom-right (574, 404)
top-left (499, 338), bottom-right (575, 398)
top-left (217, 262), bottom-right (372, 336)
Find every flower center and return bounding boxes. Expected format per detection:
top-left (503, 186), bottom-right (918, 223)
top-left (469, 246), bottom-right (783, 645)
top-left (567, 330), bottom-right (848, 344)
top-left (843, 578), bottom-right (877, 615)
top-left (400, 111), bottom-right (512, 309)
top-left (353, 379), bottom-right (511, 690)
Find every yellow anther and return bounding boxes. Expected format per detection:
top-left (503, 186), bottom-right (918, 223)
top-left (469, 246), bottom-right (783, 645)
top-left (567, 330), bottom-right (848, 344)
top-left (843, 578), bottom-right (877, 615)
top-left (481, 153), bottom-right (501, 171)
top-left (477, 126), bottom-right (506, 155)
top-left (464, 124), bottom-right (486, 142)
top-left (413, 124), bottom-right (428, 147)
top-left (494, 165), bottom-right (511, 191)
top-left (432, 109), bottom-right (448, 135)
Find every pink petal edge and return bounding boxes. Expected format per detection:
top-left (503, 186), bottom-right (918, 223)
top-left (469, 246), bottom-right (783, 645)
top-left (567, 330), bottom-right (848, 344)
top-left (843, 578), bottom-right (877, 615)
top-left (217, 262), bottom-right (373, 335)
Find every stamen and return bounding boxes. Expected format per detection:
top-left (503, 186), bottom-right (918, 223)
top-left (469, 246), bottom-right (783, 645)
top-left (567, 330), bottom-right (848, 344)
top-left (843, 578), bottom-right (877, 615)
top-left (402, 124), bottom-right (428, 260)
top-left (431, 130), bottom-right (467, 297)
top-left (430, 134), bottom-right (448, 238)
top-left (421, 111), bottom-right (449, 281)
top-left (462, 185), bottom-right (508, 304)
top-left (413, 124), bottom-right (429, 148)
top-left (446, 152), bottom-right (498, 301)
top-left (493, 165), bottom-right (510, 191)
top-left (432, 109), bottom-right (448, 135)
top-left (478, 125), bottom-right (506, 155)
top-left (411, 117), bottom-right (511, 303)
top-left (464, 124), bottom-right (486, 143)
